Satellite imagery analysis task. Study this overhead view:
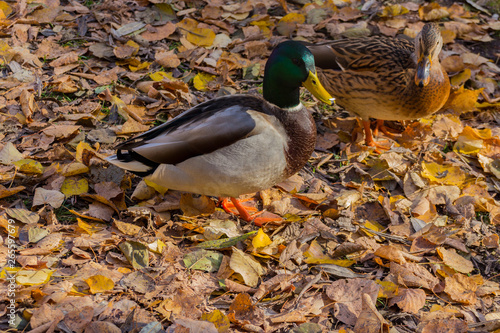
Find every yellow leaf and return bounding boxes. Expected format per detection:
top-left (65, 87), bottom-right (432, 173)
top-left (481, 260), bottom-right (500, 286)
top-left (113, 219), bottom-right (141, 236)
top-left (200, 309), bottom-right (230, 332)
top-left (279, 12), bottom-right (305, 24)
top-left (453, 126), bottom-right (489, 155)
top-left (450, 68), bottom-right (471, 87)
top-left (0, 215), bottom-right (19, 236)
top-left (144, 178), bottom-right (168, 195)
top-left (77, 218), bottom-right (106, 235)
top-left (117, 267), bottom-right (132, 274)
top-left (376, 280), bottom-right (399, 298)
top-left (177, 18), bottom-right (216, 47)
top-left (187, 28), bottom-right (216, 47)
top-left (147, 239), bottom-right (166, 254)
top-left (85, 275), bottom-right (115, 294)
top-left (421, 161), bottom-right (466, 186)
top-left (380, 4), bottom-right (409, 17)
top-left (0, 1), bottom-right (12, 17)
top-left (61, 177), bottom-right (89, 197)
top-left (60, 162), bottom-right (89, 176)
top-left (0, 185), bottom-right (25, 199)
top-left (193, 72), bottom-right (216, 91)
top-left (125, 40), bottom-right (140, 56)
top-left (250, 16), bottom-right (273, 38)
top-left (129, 61), bottom-right (151, 72)
top-left (13, 159), bottom-right (44, 174)
top-left (75, 141), bottom-right (96, 163)
top-left (252, 228), bottom-right (272, 248)
top-left (149, 71), bottom-right (175, 81)
top-left (0, 267), bottom-right (20, 279)
top-left (16, 269), bottom-right (53, 286)
top-left (304, 239), bottom-right (335, 264)
top-left (361, 220), bottom-right (385, 238)
top-left (444, 86), bottom-right (482, 114)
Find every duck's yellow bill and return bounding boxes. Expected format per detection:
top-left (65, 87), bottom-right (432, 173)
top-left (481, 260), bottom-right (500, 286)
top-left (303, 71), bottom-right (335, 105)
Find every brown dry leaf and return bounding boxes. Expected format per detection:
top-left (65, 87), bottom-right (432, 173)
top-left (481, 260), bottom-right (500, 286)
top-left (155, 49), bottom-right (181, 68)
top-left (0, 142), bottom-right (24, 165)
top-left (118, 117), bottom-right (150, 135)
top-left (49, 51), bottom-right (79, 67)
top-left (388, 288), bottom-right (426, 314)
top-left (142, 22), bottom-right (176, 41)
top-left (180, 193), bottom-right (216, 217)
top-left (326, 279), bottom-right (380, 326)
top-left (483, 234), bottom-right (499, 248)
top-left (229, 247), bottom-right (266, 288)
top-left (0, 184), bottom-right (25, 199)
top-left (419, 318), bottom-right (468, 333)
top-left (33, 188), bottom-right (65, 208)
top-left (19, 89), bottom-right (37, 122)
top-left (374, 245), bottom-right (407, 265)
top-left (63, 306), bottom-right (94, 333)
top-left (30, 303), bottom-right (65, 329)
top-left (444, 273), bottom-right (478, 304)
top-left (436, 247), bottom-right (474, 274)
top-left (84, 321), bottom-right (121, 333)
top-left (113, 219), bottom-right (142, 236)
top-left (353, 293), bottom-right (390, 333)
top-left (227, 293), bottom-right (263, 326)
top-left (390, 262), bottom-right (439, 290)
top-left (418, 3), bottom-right (449, 21)
top-left (43, 124), bottom-right (81, 140)
top-left (50, 75), bottom-right (79, 93)
top-left (431, 114), bottom-right (463, 140)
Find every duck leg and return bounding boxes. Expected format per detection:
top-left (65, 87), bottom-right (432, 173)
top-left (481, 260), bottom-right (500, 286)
top-left (221, 197), bottom-right (282, 226)
top-left (372, 120), bottom-right (399, 140)
top-left (362, 120), bottom-right (390, 153)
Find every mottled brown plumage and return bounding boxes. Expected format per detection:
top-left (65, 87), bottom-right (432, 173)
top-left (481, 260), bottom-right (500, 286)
top-left (307, 23), bottom-right (451, 148)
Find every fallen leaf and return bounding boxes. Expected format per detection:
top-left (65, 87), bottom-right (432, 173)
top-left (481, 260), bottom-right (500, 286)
top-left (437, 247), bottom-right (474, 274)
top-left (388, 288), bottom-right (426, 314)
top-left (229, 247), bottom-right (266, 288)
top-left (85, 275), bottom-right (115, 294)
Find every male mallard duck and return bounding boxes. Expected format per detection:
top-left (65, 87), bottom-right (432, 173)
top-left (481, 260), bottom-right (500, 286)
top-left (306, 23), bottom-right (450, 149)
top-left (106, 41), bottom-right (334, 224)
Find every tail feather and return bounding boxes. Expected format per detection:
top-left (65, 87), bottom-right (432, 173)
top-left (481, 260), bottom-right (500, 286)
top-left (106, 154), bottom-right (156, 177)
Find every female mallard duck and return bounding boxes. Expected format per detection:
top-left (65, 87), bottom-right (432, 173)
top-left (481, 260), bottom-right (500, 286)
top-left (106, 41), bottom-right (334, 224)
top-left (306, 23), bottom-right (450, 149)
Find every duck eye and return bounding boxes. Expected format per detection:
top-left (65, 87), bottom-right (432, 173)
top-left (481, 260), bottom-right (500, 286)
top-left (292, 58), bottom-right (301, 66)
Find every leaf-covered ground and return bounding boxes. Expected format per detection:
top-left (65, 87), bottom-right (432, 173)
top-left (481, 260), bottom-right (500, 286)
top-left (1, 0), bottom-right (500, 332)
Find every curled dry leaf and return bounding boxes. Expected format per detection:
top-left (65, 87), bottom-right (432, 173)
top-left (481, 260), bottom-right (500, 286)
top-left (388, 288), bottom-right (426, 314)
top-left (444, 273), bottom-right (479, 305)
top-left (326, 279), bottom-right (380, 326)
top-left (229, 247), bottom-right (266, 288)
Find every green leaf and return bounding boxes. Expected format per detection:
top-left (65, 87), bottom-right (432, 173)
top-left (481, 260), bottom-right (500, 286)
top-left (119, 241), bottom-right (149, 270)
top-left (194, 231), bottom-right (257, 250)
top-left (183, 249), bottom-right (223, 272)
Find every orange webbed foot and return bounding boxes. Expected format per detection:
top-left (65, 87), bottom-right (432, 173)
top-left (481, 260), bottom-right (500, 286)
top-left (362, 120), bottom-right (392, 153)
top-left (221, 197), bottom-right (282, 226)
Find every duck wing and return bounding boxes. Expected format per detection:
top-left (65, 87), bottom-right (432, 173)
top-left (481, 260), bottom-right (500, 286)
top-left (110, 95), bottom-right (265, 174)
top-left (307, 37), bottom-right (415, 72)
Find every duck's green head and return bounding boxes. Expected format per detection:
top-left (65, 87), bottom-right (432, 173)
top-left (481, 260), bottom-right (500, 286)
top-left (264, 41), bottom-right (334, 109)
